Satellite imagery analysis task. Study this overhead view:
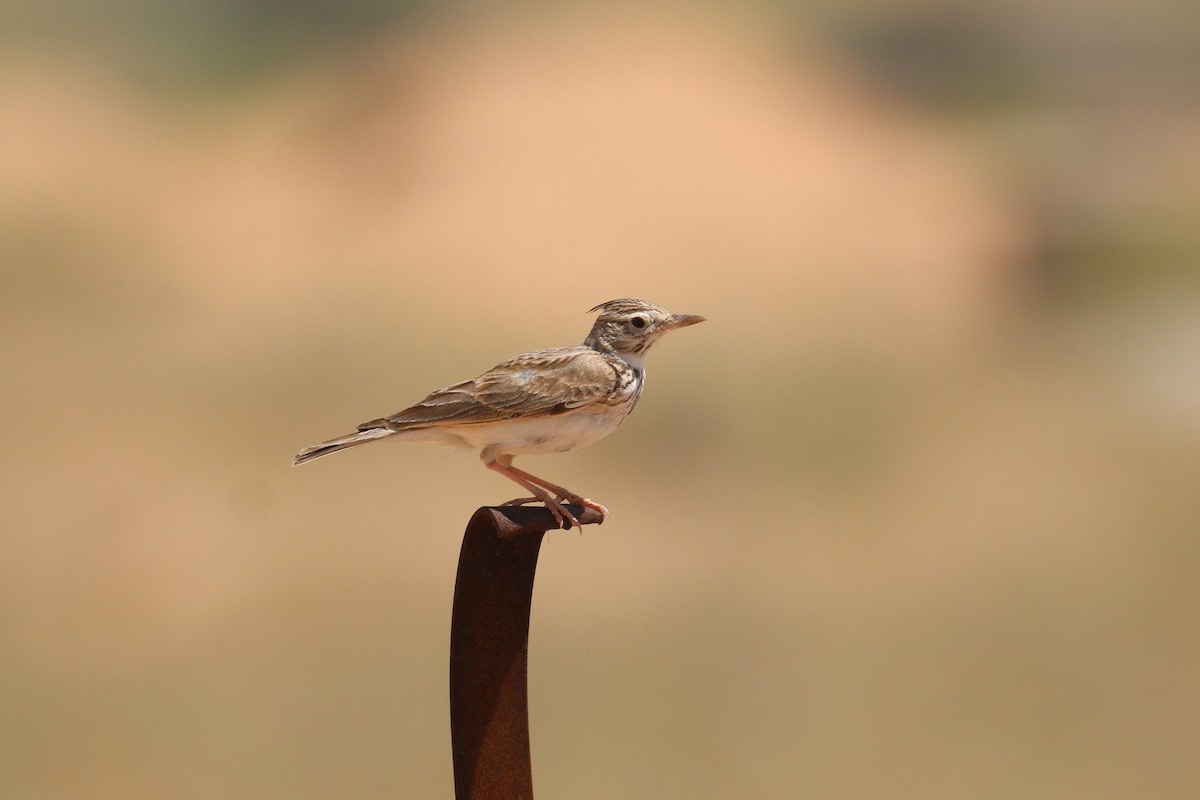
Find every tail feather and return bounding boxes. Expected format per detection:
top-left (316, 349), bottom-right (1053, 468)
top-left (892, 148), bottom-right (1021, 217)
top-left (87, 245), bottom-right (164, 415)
top-left (292, 427), bottom-right (394, 466)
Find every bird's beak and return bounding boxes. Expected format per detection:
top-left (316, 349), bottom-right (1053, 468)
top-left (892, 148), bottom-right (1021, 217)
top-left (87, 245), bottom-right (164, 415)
top-left (664, 313), bottom-right (706, 330)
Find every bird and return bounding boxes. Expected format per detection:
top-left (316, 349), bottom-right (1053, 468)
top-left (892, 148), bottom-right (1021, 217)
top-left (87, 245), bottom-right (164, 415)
top-left (293, 299), bottom-right (705, 529)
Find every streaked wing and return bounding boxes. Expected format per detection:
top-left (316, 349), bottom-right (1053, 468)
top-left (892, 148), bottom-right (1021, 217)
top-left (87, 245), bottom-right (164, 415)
top-left (358, 347), bottom-right (618, 431)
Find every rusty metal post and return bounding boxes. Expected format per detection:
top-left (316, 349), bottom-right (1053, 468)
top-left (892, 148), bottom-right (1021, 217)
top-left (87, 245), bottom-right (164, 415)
top-left (449, 504), bottom-right (603, 800)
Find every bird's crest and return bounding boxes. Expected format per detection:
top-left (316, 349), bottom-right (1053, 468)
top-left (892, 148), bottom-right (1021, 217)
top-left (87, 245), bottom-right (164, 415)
top-left (587, 298), bottom-right (666, 317)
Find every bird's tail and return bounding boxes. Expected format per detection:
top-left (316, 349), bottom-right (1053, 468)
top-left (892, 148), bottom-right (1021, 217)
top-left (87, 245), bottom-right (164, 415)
top-left (292, 427), bottom-right (394, 466)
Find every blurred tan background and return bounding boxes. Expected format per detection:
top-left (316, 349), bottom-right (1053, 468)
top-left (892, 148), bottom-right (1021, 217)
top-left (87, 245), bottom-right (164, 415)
top-left (3, 1), bottom-right (1199, 797)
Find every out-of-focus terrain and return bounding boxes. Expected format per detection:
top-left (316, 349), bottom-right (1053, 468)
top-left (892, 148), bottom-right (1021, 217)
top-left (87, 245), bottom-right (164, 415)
top-left (2, 2), bottom-right (1198, 798)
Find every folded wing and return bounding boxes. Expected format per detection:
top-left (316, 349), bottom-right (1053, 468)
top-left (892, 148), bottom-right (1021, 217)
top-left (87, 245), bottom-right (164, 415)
top-left (358, 347), bottom-right (618, 432)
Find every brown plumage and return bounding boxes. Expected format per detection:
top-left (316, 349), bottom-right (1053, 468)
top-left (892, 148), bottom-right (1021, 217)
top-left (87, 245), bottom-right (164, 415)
top-left (293, 299), bottom-right (704, 529)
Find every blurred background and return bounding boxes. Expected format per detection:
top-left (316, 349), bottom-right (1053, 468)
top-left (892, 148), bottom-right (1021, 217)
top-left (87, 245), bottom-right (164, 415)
top-left (3, 0), bottom-right (1198, 797)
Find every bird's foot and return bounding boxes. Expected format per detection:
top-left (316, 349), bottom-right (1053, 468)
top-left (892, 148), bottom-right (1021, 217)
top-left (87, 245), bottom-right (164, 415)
top-left (501, 495), bottom-right (581, 531)
top-left (552, 502), bottom-right (581, 531)
top-left (552, 494), bottom-right (604, 532)
top-left (564, 496), bottom-right (608, 518)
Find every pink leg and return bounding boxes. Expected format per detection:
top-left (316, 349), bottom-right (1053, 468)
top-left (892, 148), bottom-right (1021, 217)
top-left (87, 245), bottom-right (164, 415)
top-left (484, 459), bottom-right (580, 530)
top-left (505, 465), bottom-right (609, 517)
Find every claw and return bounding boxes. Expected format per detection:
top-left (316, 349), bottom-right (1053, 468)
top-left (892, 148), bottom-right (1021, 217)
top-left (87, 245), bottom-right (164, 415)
top-left (565, 496), bottom-right (608, 517)
top-left (551, 502), bottom-right (581, 531)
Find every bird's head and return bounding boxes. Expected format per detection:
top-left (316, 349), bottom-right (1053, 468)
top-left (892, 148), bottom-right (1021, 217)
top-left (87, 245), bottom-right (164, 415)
top-left (584, 298), bottom-right (705, 357)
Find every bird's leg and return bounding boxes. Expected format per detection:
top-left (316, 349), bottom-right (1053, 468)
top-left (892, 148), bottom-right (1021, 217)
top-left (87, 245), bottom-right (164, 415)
top-left (505, 465), bottom-right (609, 518)
top-left (484, 458), bottom-right (580, 530)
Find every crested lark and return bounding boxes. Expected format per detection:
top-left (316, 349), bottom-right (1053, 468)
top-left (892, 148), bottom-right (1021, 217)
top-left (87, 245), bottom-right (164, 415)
top-left (293, 299), bottom-right (705, 529)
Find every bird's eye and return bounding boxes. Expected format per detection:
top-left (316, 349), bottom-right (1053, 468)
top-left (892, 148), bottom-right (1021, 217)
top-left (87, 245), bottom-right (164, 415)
top-left (630, 316), bottom-right (648, 329)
